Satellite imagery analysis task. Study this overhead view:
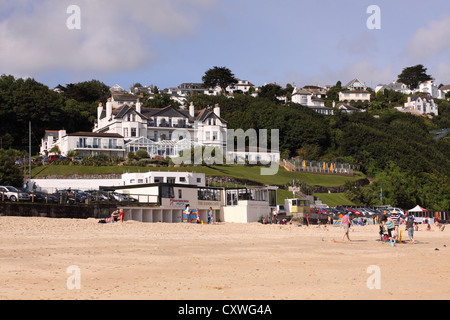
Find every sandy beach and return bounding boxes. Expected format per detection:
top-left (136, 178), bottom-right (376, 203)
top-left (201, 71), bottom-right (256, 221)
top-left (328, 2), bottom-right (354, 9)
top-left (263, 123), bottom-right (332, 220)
top-left (0, 216), bottom-right (449, 300)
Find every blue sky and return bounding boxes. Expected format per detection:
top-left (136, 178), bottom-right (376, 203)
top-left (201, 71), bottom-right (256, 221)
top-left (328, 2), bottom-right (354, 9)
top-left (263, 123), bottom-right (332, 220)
top-left (1, 0), bottom-right (450, 90)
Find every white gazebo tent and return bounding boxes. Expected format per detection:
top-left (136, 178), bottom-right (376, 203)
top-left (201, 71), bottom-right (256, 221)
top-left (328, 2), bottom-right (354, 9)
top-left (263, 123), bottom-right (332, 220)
top-left (408, 205), bottom-right (433, 224)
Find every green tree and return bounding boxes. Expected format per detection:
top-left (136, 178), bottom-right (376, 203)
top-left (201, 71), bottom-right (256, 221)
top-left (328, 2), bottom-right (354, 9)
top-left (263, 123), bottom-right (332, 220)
top-left (59, 80), bottom-right (110, 103)
top-left (0, 149), bottom-right (23, 187)
top-left (202, 67), bottom-right (238, 96)
top-left (397, 64), bottom-right (433, 90)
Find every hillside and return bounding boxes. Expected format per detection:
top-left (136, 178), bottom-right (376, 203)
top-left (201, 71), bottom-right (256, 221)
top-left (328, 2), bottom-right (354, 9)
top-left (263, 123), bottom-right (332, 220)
top-left (1, 76), bottom-right (449, 210)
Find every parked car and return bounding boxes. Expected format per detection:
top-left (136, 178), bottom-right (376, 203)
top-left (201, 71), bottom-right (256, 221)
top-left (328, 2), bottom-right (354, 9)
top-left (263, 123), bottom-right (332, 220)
top-left (14, 158), bottom-right (30, 166)
top-left (47, 155), bottom-right (61, 163)
top-left (111, 192), bottom-right (138, 202)
top-left (31, 191), bottom-right (59, 203)
top-left (54, 189), bottom-right (87, 204)
top-left (0, 186), bottom-right (31, 202)
top-left (346, 207), bottom-right (362, 216)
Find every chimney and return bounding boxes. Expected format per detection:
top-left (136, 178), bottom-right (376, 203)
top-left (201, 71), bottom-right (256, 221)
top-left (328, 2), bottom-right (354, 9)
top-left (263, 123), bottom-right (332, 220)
top-left (58, 129), bottom-right (66, 141)
top-left (97, 102), bottom-right (104, 122)
top-left (189, 102), bottom-right (195, 118)
top-left (214, 103), bottom-right (220, 118)
top-left (136, 98), bottom-right (141, 114)
top-left (106, 98), bottom-right (113, 119)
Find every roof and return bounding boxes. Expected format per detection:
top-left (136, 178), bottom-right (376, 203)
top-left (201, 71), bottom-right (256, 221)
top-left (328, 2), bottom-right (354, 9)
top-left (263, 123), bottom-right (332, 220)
top-left (344, 78), bottom-right (367, 88)
top-left (112, 93), bottom-right (139, 101)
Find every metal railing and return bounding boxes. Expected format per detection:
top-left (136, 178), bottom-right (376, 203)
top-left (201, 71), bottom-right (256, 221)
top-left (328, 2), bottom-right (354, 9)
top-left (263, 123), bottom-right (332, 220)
top-left (0, 191), bottom-right (159, 207)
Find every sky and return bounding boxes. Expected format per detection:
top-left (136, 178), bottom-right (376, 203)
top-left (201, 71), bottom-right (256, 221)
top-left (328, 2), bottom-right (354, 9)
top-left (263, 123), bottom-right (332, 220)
top-left (1, 0), bottom-right (450, 90)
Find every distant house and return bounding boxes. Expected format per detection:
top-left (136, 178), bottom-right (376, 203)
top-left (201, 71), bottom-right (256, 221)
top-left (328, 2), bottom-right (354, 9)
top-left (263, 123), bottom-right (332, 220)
top-left (417, 80), bottom-right (445, 100)
top-left (309, 105), bottom-right (334, 115)
top-left (111, 92), bottom-right (140, 109)
top-left (336, 103), bottom-right (363, 114)
top-left (292, 87), bottom-right (326, 107)
top-left (440, 84), bottom-right (450, 99)
top-left (291, 87), bottom-right (329, 114)
top-left (344, 78), bottom-right (367, 91)
top-left (338, 90), bottom-right (371, 103)
top-left (226, 79), bottom-right (255, 95)
top-left (375, 81), bottom-right (412, 95)
top-left (397, 95), bottom-right (439, 116)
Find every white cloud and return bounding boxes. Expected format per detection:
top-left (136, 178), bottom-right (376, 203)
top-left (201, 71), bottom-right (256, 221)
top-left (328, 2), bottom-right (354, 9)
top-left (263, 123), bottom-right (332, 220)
top-left (406, 14), bottom-right (450, 62)
top-left (0, 0), bottom-right (215, 78)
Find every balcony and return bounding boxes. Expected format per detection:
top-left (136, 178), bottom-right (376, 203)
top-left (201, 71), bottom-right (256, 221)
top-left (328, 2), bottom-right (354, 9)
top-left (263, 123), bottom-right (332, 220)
top-left (76, 143), bottom-right (125, 150)
top-left (147, 121), bottom-right (193, 129)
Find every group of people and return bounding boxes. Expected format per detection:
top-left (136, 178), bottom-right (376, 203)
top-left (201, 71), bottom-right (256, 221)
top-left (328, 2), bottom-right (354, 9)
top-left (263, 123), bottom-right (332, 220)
top-left (98, 208), bottom-right (124, 224)
top-left (184, 204), bottom-right (214, 224)
top-left (340, 211), bottom-right (434, 244)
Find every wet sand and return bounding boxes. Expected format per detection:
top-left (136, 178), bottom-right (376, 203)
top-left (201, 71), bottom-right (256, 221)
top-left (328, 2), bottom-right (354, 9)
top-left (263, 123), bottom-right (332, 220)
top-left (0, 216), bottom-right (449, 300)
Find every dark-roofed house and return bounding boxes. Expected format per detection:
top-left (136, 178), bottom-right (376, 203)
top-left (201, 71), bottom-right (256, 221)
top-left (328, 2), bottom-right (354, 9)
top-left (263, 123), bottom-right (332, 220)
top-left (93, 98), bottom-right (227, 158)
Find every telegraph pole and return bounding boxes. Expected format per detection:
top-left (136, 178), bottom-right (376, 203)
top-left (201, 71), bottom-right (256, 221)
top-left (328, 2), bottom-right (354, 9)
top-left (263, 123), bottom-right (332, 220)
top-left (29, 121), bottom-right (32, 181)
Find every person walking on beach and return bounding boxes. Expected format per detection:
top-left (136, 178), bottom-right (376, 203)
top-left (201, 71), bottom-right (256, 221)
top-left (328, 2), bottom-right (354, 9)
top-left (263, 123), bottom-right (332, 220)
top-left (406, 214), bottom-right (415, 244)
top-left (341, 212), bottom-right (351, 241)
top-left (207, 207), bottom-right (213, 224)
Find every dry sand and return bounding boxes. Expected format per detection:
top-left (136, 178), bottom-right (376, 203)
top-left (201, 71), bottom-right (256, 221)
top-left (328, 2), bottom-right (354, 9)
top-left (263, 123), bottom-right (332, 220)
top-left (0, 216), bottom-right (449, 300)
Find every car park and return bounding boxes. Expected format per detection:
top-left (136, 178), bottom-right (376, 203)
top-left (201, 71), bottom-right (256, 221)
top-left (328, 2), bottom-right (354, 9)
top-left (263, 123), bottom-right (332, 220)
top-left (0, 186), bottom-right (31, 202)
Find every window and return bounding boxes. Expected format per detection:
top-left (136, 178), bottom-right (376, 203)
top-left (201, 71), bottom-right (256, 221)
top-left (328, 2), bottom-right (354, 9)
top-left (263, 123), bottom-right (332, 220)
top-left (198, 188), bottom-right (221, 201)
top-left (123, 128), bottom-right (128, 137)
top-left (179, 177), bottom-right (186, 182)
top-left (131, 128), bottom-right (137, 137)
top-left (269, 190), bottom-right (277, 206)
top-left (161, 186), bottom-right (174, 198)
top-left (213, 131), bottom-right (218, 141)
top-left (205, 132), bottom-right (210, 140)
top-left (178, 189), bottom-right (182, 199)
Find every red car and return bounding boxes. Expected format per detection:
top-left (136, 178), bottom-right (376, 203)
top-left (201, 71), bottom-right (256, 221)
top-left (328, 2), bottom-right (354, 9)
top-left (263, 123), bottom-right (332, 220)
top-left (346, 207), bottom-right (362, 216)
top-left (47, 155), bottom-right (61, 163)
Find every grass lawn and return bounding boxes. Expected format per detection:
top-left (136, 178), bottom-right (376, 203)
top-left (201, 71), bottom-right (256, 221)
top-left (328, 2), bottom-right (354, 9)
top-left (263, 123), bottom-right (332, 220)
top-left (312, 193), bottom-right (357, 207)
top-left (32, 164), bottom-right (365, 189)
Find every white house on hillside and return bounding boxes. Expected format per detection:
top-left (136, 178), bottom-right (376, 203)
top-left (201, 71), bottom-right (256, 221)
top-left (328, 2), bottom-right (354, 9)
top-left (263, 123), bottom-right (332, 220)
top-left (338, 90), bottom-right (371, 103)
top-left (93, 99), bottom-right (228, 158)
top-left (396, 95), bottom-right (439, 116)
top-left (40, 130), bottom-right (126, 158)
top-left (375, 81), bottom-right (412, 95)
top-left (417, 80), bottom-right (445, 100)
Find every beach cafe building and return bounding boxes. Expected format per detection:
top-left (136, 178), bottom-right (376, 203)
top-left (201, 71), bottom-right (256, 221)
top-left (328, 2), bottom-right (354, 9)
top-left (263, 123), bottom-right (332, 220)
top-left (108, 183), bottom-right (278, 224)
